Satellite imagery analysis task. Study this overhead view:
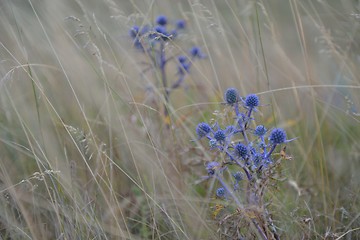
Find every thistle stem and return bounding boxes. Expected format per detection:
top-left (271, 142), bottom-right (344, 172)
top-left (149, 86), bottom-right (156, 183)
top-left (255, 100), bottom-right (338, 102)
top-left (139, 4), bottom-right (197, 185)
top-left (265, 144), bottom-right (277, 159)
top-left (216, 176), bottom-right (268, 240)
top-left (234, 103), bottom-right (240, 116)
top-left (159, 41), bottom-right (170, 127)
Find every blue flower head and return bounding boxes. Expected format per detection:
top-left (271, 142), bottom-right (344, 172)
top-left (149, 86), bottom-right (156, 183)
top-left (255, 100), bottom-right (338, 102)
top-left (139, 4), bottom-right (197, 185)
top-left (245, 94), bottom-right (259, 109)
top-left (155, 25), bottom-right (167, 35)
top-left (196, 122), bottom-right (211, 138)
top-left (177, 55), bottom-right (190, 74)
top-left (190, 46), bottom-right (204, 58)
top-left (254, 125), bottom-right (267, 137)
top-left (156, 15), bottom-right (167, 26)
top-left (206, 161), bottom-right (220, 175)
top-left (233, 171), bottom-right (243, 181)
top-left (214, 130), bottom-right (226, 142)
top-left (129, 26), bottom-right (140, 38)
top-left (235, 143), bottom-right (248, 158)
top-left (209, 139), bottom-right (217, 149)
top-left (269, 128), bottom-right (287, 144)
top-left (216, 187), bottom-right (225, 197)
top-left (176, 19), bottom-right (186, 29)
top-left (224, 88), bottom-right (238, 105)
top-left (178, 55), bottom-right (187, 63)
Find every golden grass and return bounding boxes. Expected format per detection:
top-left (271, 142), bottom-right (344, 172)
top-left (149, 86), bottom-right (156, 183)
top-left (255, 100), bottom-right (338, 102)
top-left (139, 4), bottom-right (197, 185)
top-left (0, 0), bottom-right (359, 239)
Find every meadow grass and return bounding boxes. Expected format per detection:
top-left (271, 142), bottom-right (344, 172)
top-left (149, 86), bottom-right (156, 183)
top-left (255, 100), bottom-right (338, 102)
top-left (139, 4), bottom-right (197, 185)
top-left (0, 0), bottom-right (359, 239)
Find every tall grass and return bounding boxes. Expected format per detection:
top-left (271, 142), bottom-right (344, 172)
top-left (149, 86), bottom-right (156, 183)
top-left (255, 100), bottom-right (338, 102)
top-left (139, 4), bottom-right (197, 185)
top-left (0, 0), bottom-right (359, 239)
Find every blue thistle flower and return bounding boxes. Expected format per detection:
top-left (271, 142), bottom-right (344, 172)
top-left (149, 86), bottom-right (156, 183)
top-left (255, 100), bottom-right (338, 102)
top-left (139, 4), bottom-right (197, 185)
top-left (245, 94), bottom-right (259, 109)
top-left (269, 128), bottom-right (287, 144)
top-left (216, 187), bottom-right (225, 197)
top-left (154, 25), bottom-right (167, 35)
top-left (224, 88), bottom-right (238, 105)
top-left (154, 25), bottom-right (172, 41)
top-left (209, 139), bottom-right (217, 149)
top-left (176, 19), bottom-right (186, 29)
top-left (225, 125), bottom-right (236, 134)
top-left (214, 130), bottom-right (226, 142)
top-left (235, 143), bottom-right (248, 158)
top-left (233, 171), bottom-right (243, 181)
top-left (190, 46), bottom-right (205, 58)
top-left (177, 55), bottom-right (190, 74)
top-left (196, 122), bottom-right (211, 138)
top-left (156, 15), bottom-right (167, 26)
top-left (178, 55), bottom-right (187, 63)
top-left (206, 161), bottom-right (220, 175)
top-left (190, 46), bottom-right (200, 57)
top-left (254, 125), bottom-right (267, 137)
top-left (129, 26), bottom-right (140, 38)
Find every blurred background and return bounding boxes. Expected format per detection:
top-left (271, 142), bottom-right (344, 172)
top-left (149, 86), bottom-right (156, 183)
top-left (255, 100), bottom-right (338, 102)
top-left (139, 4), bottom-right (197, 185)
top-left (0, 0), bottom-right (359, 239)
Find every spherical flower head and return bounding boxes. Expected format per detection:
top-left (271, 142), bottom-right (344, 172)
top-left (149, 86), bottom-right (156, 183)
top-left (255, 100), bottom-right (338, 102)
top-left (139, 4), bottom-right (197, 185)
top-left (216, 187), bottom-right (225, 197)
top-left (224, 88), bottom-right (238, 105)
top-left (155, 25), bottom-right (167, 35)
top-left (156, 15), bottom-right (167, 26)
top-left (209, 139), bottom-right (217, 148)
top-left (214, 130), bottom-right (226, 142)
top-left (196, 122), bottom-right (211, 138)
top-left (254, 125), bottom-right (267, 137)
top-left (177, 56), bottom-right (190, 74)
top-left (129, 26), bottom-right (140, 38)
top-left (269, 128), bottom-right (287, 144)
top-left (245, 94), bottom-right (259, 108)
top-left (190, 46), bottom-right (200, 56)
top-left (206, 161), bottom-right (219, 175)
top-left (235, 143), bottom-right (248, 158)
top-left (233, 171), bottom-right (243, 181)
top-left (225, 125), bottom-right (236, 134)
top-left (154, 25), bottom-right (171, 40)
top-left (190, 46), bottom-right (205, 58)
top-left (176, 19), bottom-right (186, 29)
top-left (178, 55), bottom-right (187, 64)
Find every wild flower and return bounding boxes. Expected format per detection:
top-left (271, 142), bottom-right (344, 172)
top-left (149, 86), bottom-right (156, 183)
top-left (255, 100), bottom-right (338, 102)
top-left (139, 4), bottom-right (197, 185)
top-left (244, 93), bottom-right (259, 109)
top-left (129, 15), bottom-right (205, 127)
top-left (190, 46), bottom-right (205, 59)
top-left (194, 87), bottom-right (295, 239)
top-left (235, 143), bottom-right (248, 159)
top-left (269, 128), bottom-right (287, 144)
top-left (233, 171), bottom-right (243, 182)
top-left (175, 19), bottom-right (186, 29)
top-left (206, 161), bottom-right (220, 175)
top-left (254, 125), bottom-right (267, 137)
top-left (196, 122), bottom-right (211, 138)
top-left (224, 87), bottom-right (239, 105)
top-left (155, 15), bottom-right (167, 26)
top-left (216, 187), bottom-right (226, 198)
top-left (214, 129), bottom-right (226, 142)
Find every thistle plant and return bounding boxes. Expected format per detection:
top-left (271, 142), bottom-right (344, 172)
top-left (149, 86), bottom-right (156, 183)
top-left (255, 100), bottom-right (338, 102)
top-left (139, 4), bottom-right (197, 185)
top-left (129, 15), bottom-right (205, 126)
top-left (195, 87), bottom-right (295, 239)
